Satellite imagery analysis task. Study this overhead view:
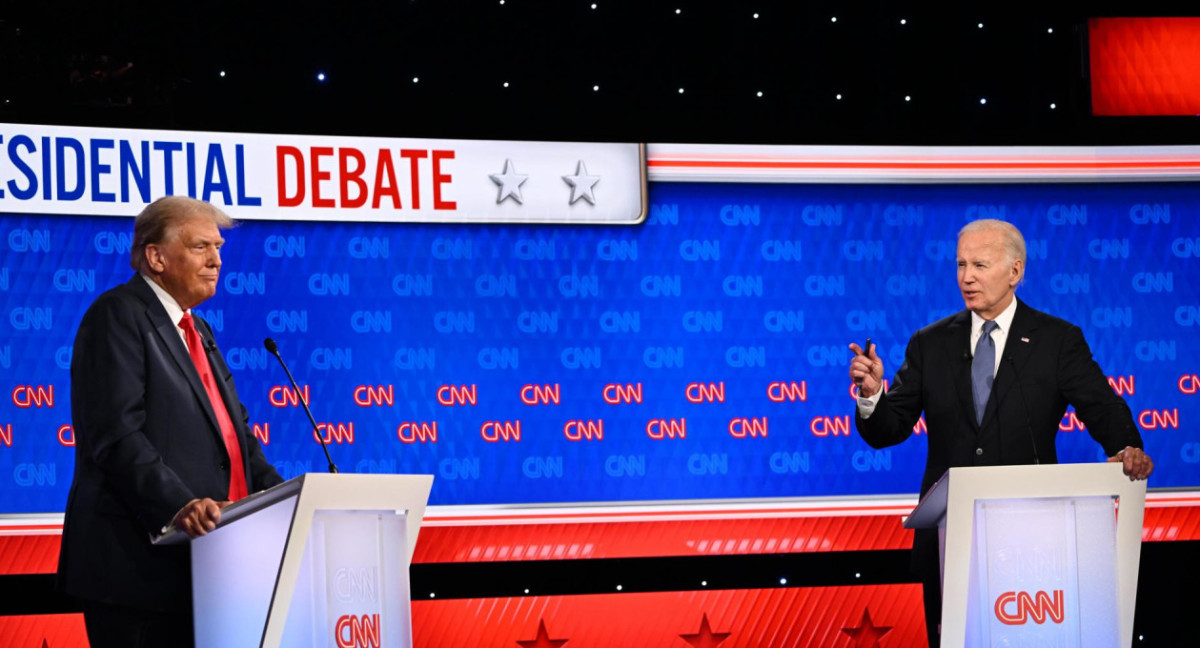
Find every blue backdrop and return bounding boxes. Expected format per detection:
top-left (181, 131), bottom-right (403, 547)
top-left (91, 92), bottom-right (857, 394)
top-left (1, 180), bottom-right (1196, 512)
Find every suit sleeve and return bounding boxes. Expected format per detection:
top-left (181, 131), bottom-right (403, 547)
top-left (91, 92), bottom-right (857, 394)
top-left (1056, 323), bottom-right (1142, 456)
top-left (71, 296), bottom-right (195, 534)
top-left (856, 330), bottom-right (926, 449)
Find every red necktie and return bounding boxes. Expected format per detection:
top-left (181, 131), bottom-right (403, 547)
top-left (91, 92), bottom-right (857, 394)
top-left (180, 312), bottom-right (248, 501)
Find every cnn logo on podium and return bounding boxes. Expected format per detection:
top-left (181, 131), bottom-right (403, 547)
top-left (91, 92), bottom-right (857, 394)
top-left (335, 613), bottom-right (381, 648)
top-left (994, 590), bottom-right (1065, 625)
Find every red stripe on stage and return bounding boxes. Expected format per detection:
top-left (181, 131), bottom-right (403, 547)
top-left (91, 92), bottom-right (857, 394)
top-left (412, 585), bottom-right (926, 648)
top-left (2, 497), bottom-right (1196, 573)
top-left (0, 534), bottom-right (62, 575)
top-left (0, 614), bottom-right (87, 648)
top-left (412, 514), bottom-right (913, 563)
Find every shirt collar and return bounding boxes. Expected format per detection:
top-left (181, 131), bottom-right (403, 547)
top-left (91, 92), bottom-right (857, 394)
top-left (140, 272), bottom-right (188, 327)
top-left (971, 296), bottom-right (1018, 333)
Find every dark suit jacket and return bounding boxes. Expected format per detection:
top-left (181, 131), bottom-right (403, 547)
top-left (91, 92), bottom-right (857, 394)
top-left (855, 299), bottom-right (1143, 576)
top-left (857, 298), bottom-right (1142, 497)
top-left (57, 274), bottom-right (283, 612)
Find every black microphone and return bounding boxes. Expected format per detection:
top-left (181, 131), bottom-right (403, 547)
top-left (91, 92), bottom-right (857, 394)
top-left (264, 338), bottom-right (339, 473)
top-left (1005, 356), bottom-right (1041, 465)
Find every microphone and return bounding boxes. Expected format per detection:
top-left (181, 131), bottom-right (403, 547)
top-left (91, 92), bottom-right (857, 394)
top-left (263, 338), bottom-right (339, 473)
top-left (1005, 356), bottom-right (1041, 465)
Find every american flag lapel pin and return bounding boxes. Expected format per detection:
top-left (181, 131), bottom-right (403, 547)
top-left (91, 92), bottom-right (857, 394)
top-left (1021, 337), bottom-right (1030, 343)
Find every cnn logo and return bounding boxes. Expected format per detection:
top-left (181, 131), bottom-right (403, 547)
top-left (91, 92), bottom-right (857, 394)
top-left (994, 590), bottom-right (1065, 625)
top-left (336, 613), bottom-right (381, 648)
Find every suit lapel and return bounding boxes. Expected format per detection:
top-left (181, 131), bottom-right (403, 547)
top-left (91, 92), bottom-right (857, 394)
top-left (945, 310), bottom-right (978, 430)
top-left (988, 299), bottom-right (1038, 422)
top-left (128, 275), bottom-right (224, 438)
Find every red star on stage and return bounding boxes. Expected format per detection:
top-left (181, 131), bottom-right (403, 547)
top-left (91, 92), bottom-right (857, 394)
top-left (516, 619), bottom-right (569, 648)
top-left (679, 612), bottom-right (732, 647)
top-left (840, 608), bottom-right (893, 648)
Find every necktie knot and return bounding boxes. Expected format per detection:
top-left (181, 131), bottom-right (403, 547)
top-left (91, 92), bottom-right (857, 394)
top-left (982, 320), bottom-right (998, 337)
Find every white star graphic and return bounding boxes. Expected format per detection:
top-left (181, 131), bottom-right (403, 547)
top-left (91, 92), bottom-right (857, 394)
top-left (489, 159), bottom-right (529, 204)
top-left (562, 160), bottom-right (600, 205)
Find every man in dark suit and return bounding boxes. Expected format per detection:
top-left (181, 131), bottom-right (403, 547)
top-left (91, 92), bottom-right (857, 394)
top-left (58, 196), bottom-right (284, 648)
top-left (847, 218), bottom-right (1153, 648)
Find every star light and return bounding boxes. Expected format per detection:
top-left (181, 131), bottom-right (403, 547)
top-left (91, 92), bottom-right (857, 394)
top-left (489, 159), bottom-right (529, 204)
top-left (317, 72), bottom-right (326, 82)
top-left (679, 613), bottom-right (732, 648)
top-left (840, 608), bottom-right (894, 648)
top-left (516, 619), bottom-right (569, 648)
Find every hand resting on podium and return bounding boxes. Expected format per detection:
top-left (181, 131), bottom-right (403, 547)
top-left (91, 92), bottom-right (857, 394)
top-left (170, 497), bottom-right (230, 538)
top-left (1108, 445), bottom-right (1153, 481)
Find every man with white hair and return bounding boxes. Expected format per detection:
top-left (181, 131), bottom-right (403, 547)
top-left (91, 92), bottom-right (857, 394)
top-left (848, 218), bottom-right (1153, 647)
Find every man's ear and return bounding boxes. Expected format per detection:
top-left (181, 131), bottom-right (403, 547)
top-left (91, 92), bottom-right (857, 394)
top-left (1010, 258), bottom-right (1024, 286)
top-left (144, 244), bottom-right (164, 274)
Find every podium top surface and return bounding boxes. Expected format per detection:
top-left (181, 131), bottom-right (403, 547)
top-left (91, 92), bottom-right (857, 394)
top-left (152, 473), bottom-right (433, 545)
top-left (903, 463), bottom-right (1143, 530)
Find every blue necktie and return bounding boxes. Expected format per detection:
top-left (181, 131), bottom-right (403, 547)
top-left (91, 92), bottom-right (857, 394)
top-left (972, 320), bottom-right (998, 425)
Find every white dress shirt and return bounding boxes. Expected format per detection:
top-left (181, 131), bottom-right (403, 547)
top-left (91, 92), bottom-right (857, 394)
top-left (857, 296), bottom-right (1019, 418)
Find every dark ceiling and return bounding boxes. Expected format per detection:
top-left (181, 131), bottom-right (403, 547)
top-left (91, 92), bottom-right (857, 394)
top-left (2, 1), bottom-right (1198, 145)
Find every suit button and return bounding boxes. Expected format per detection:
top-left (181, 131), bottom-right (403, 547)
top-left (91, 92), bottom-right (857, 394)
top-left (975, 448), bottom-right (984, 456)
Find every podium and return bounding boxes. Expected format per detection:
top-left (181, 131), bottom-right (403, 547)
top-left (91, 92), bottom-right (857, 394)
top-left (905, 463), bottom-right (1146, 648)
top-left (155, 473), bottom-right (433, 648)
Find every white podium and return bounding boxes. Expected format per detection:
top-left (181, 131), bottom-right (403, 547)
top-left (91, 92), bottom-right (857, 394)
top-left (156, 473), bottom-right (433, 648)
top-left (905, 463), bottom-right (1146, 648)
